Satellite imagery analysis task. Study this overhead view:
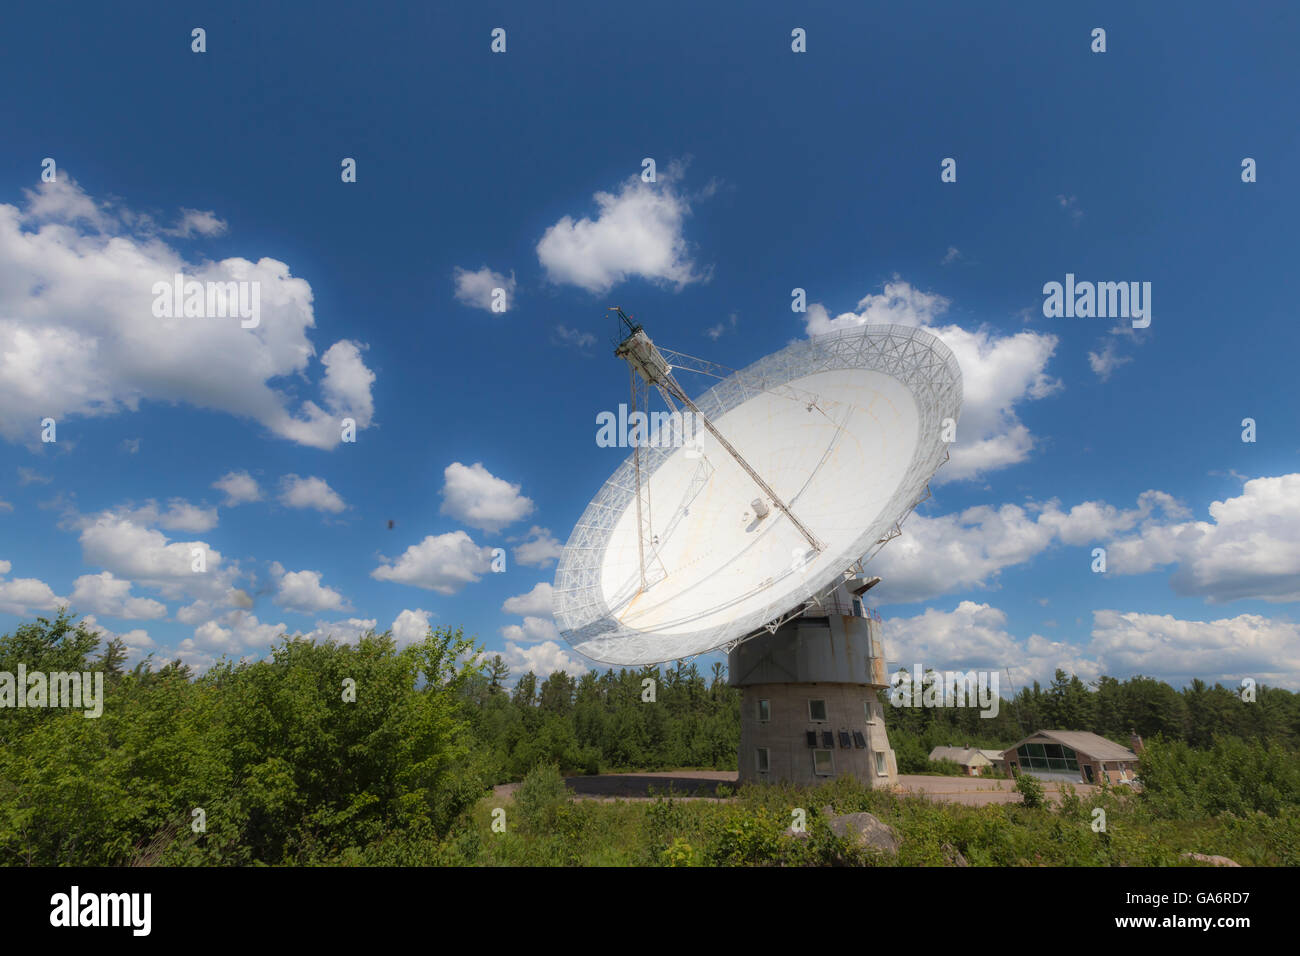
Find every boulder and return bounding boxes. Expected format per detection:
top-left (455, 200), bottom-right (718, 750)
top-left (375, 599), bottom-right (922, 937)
top-left (826, 811), bottom-right (901, 856)
top-left (1181, 852), bottom-right (1241, 867)
top-left (940, 842), bottom-right (969, 867)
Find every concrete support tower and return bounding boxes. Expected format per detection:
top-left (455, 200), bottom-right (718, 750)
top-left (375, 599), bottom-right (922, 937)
top-left (729, 576), bottom-right (897, 787)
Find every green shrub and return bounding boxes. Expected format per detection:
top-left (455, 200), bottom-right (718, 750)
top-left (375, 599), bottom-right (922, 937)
top-left (0, 617), bottom-right (488, 866)
top-left (1015, 772), bottom-right (1046, 809)
top-left (661, 837), bottom-right (698, 866)
top-left (702, 806), bottom-right (784, 865)
top-left (513, 762), bottom-right (569, 834)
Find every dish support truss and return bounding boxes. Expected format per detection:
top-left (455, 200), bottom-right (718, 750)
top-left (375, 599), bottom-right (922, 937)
top-left (553, 323), bottom-right (964, 666)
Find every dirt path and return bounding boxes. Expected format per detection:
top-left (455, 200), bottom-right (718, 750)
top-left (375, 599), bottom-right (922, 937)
top-left (492, 771), bottom-right (1095, 806)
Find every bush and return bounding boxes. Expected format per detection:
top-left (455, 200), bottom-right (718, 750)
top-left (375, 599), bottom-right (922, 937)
top-left (661, 837), bottom-right (698, 866)
top-left (513, 762), bottom-right (569, 834)
top-left (0, 617), bottom-right (489, 866)
top-left (1015, 772), bottom-right (1046, 809)
top-left (1139, 735), bottom-right (1300, 820)
top-left (702, 806), bottom-right (785, 865)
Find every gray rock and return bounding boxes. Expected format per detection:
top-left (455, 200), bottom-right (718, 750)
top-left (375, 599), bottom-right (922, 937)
top-left (1181, 852), bottom-right (1241, 867)
top-left (940, 842), bottom-right (969, 867)
top-left (826, 811), bottom-right (901, 856)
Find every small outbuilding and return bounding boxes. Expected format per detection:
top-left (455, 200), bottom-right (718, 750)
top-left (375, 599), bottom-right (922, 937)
top-left (928, 745), bottom-right (996, 776)
top-left (1002, 730), bottom-right (1140, 785)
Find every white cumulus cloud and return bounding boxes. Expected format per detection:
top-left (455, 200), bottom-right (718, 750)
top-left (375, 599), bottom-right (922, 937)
top-left (0, 176), bottom-right (376, 449)
top-left (884, 601), bottom-right (1099, 687)
top-left (1105, 474), bottom-right (1300, 603)
top-left (163, 208), bottom-right (228, 238)
top-left (279, 474), bottom-right (347, 514)
top-left (501, 616), bottom-right (561, 644)
top-left (371, 530), bottom-right (496, 594)
top-left (1088, 609), bottom-right (1300, 687)
top-left (872, 490), bottom-right (1188, 605)
top-left (453, 265), bottom-right (516, 311)
top-left (802, 278), bottom-right (1061, 482)
top-left (502, 581), bottom-right (554, 617)
top-left (536, 165), bottom-right (707, 294)
top-left (298, 617), bottom-right (378, 646)
top-left (512, 526), bottom-right (563, 568)
top-left (213, 470), bottom-right (262, 506)
top-left (391, 608), bottom-right (435, 647)
top-left (73, 510), bottom-right (248, 608)
top-left (0, 560), bottom-right (64, 615)
top-left (502, 639), bottom-right (589, 680)
top-left (70, 571), bottom-right (167, 620)
top-left (440, 462), bottom-right (533, 533)
top-left (274, 567), bottom-right (349, 614)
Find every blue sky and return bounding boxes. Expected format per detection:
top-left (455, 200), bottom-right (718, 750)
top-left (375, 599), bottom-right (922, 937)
top-left (2, 2), bottom-right (1297, 690)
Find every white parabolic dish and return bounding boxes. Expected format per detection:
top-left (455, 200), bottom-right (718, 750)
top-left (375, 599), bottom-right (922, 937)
top-left (553, 323), bottom-right (963, 666)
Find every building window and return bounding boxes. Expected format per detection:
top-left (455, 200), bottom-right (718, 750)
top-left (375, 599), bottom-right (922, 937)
top-left (821, 730), bottom-right (835, 748)
top-left (813, 749), bottom-right (834, 776)
top-left (864, 700), bottom-right (872, 722)
top-left (852, 597), bottom-right (864, 617)
top-left (852, 730), bottom-right (867, 749)
top-left (874, 751), bottom-right (888, 776)
top-left (757, 699), bottom-right (770, 723)
top-left (1016, 742), bottom-right (1079, 774)
top-left (808, 699), bottom-right (827, 722)
top-left (838, 730), bottom-right (852, 749)
top-left (805, 731), bottom-right (818, 748)
top-left (756, 748), bottom-right (770, 773)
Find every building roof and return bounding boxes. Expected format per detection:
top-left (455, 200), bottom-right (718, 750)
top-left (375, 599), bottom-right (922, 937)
top-left (1003, 730), bottom-right (1137, 762)
top-left (977, 749), bottom-right (1003, 763)
top-left (929, 746), bottom-right (993, 766)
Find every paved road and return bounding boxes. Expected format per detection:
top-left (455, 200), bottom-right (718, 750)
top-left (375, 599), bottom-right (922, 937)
top-left (492, 771), bottom-right (1096, 805)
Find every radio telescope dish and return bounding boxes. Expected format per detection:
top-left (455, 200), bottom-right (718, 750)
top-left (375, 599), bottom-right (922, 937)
top-left (553, 320), bottom-right (962, 666)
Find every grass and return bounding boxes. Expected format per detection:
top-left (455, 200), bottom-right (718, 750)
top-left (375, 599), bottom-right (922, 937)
top-left (417, 771), bottom-right (1296, 867)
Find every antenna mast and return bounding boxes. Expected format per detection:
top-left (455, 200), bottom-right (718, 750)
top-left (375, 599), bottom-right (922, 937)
top-left (609, 308), bottom-right (825, 575)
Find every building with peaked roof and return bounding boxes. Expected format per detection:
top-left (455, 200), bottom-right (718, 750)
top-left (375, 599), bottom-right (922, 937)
top-left (1002, 730), bottom-right (1140, 785)
top-left (928, 745), bottom-right (996, 776)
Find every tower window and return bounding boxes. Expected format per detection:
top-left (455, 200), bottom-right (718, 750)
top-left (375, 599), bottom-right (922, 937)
top-left (813, 749), bottom-right (834, 776)
top-left (852, 731), bottom-right (867, 749)
top-left (874, 751), bottom-right (888, 775)
top-left (805, 731), bottom-right (817, 747)
top-left (838, 730), bottom-right (852, 749)
top-left (808, 699), bottom-right (827, 722)
top-left (757, 699), bottom-right (771, 722)
top-left (756, 748), bottom-right (770, 773)
top-left (821, 731), bottom-right (834, 748)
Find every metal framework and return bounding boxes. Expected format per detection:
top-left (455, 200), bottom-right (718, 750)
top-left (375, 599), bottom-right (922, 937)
top-left (553, 322), bottom-right (964, 666)
top-left (611, 311), bottom-right (823, 558)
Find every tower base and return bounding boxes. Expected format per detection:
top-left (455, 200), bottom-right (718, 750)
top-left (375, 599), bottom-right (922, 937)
top-left (728, 582), bottom-right (898, 788)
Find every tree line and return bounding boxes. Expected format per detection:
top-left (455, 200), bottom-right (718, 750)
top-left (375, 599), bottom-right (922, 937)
top-left (460, 655), bottom-right (741, 782)
top-left (1, 611), bottom-right (1296, 864)
top-left (882, 667), bottom-right (1299, 772)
